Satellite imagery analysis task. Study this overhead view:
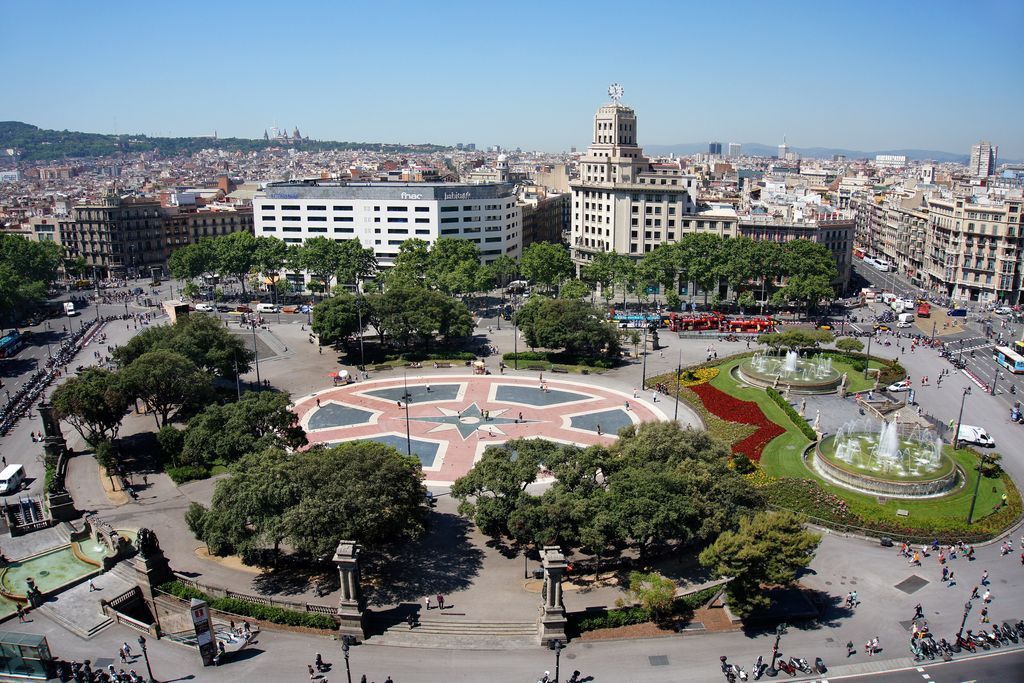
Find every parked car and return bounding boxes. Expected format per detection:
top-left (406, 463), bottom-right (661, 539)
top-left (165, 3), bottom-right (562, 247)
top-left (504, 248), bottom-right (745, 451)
top-left (194, 303), bottom-right (215, 312)
top-left (886, 380), bottom-right (912, 392)
top-left (995, 306), bottom-right (1013, 315)
top-left (235, 305), bottom-right (252, 313)
top-left (215, 303), bottom-right (232, 312)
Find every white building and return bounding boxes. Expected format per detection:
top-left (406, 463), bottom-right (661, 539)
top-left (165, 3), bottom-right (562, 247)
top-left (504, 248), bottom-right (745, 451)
top-left (727, 142), bottom-right (741, 157)
top-left (969, 141), bottom-right (998, 178)
top-left (252, 180), bottom-right (522, 288)
top-left (874, 154), bottom-right (907, 169)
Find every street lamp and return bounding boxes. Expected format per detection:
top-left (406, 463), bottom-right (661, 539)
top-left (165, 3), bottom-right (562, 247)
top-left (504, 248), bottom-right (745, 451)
top-left (136, 636), bottom-right (155, 683)
top-left (768, 623), bottom-right (787, 675)
top-left (931, 320), bottom-right (936, 341)
top-left (863, 331), bottom-right (873, 379)
top-left (402, 370), bottom-right (412, 456)
top-left (953, 386), bottom-right (971, 449)
top-left (513, 317), bottom-right (519, 370)
top-left (957, 600), bottom-right (972, 640)
top-left (549, 639), bottom-right (564, 683)
top-left (640, 322), bottom-right (649, 390)
top-left (341, 635), bottom-right (353, 683)
top-left (959, 339), bottom-right (965, 365)
top-left (673, 348), bottom-right (682, 422)
top-left (355, 297), bottom-right (366, 370)
top-left (251, 322), bottom-right (262, 388)
top-left (991, 371), bottom-right (1003, 396)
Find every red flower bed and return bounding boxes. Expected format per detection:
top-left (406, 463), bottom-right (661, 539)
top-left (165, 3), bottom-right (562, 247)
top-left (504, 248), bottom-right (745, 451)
top-left (690, 383), bottom-right (784, 461)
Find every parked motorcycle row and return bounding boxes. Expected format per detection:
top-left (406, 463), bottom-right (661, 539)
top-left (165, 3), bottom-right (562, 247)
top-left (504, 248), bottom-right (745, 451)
top-left (942, 620), bottom-right (1024, 659)
top-left (0, 318), bottom-right (103, 436)
top-left (720, 653), bottom-right (825, 681)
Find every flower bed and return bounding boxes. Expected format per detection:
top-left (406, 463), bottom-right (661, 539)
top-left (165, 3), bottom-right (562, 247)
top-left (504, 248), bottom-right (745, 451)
top-left (678, 367), bottom-right (719, 387)
top-left (689, 383), bottom-right (784, 462)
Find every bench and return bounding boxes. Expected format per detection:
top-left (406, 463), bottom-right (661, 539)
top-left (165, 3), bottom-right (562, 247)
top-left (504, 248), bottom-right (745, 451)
top-left (550, 367), bottom-right (569, 374)
top-left (896, 509), bottom-right (909, 517)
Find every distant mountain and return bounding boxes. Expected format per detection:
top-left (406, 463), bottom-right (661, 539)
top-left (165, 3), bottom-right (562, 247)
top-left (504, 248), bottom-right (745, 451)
top-left (0, 121), bottom-right (451, 162)
top-left (645, 141), bottom-right (970, 163)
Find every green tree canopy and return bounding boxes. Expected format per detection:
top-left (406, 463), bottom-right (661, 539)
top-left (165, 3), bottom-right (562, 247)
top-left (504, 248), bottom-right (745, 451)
top-left (377, 286), bottom-right (473, 350)
top-left (50, 368), bottom-right (131, 446)
top-left (253, 236), bottom-right (290, 292)
top-left (558, 278), bottom-right (590, 300)
top-left (835, 337), bottom-right (864, 353)
top-left (0, 234), bottom-right (63, 322)
top-left (520, 242), bottom-right (573, 291)
top-left (628, 571), bottom-right (677, 620)
top-left (121, 349), bottom-right (211, 427)
top-left (699, 510), bottom-right (821, 618)
top-left (756, 328), bottom-right (834, 351)
top-left (335, 238), bottom-right (377, 289)
top-left (581, 251), bottom-right (632, 307)
top-left (515, 297), bottom-right (620, 359)
top-left (112, 313), bottom-right (253, 378)
top-left (179, 391), bottom-right (307, 469)
top-left (295, 236), bottom-right (345, 294)
top-left (214, 231), bottom-right (257, 294)
top-left (426, 238), bottom-right (481, 295)
top-left (311, 292), bottom-right (363, 346)
top-left (168, 239), bottom-right (217, 282)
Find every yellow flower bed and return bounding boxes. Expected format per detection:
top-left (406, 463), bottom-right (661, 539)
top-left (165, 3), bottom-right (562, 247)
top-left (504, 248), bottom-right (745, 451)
top-left (678, 367), bottom-right (720, 387)
top-left (742, 465), bottom-right (775, 488)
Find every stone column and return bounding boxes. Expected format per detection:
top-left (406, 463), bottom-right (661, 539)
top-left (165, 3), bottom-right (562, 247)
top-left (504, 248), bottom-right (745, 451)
top-left (538, 545), bottom-right (567, 645)
top-left (38, 401), bottom-right (76, 521)
top-left (333, 540), bottom-right (366, 641)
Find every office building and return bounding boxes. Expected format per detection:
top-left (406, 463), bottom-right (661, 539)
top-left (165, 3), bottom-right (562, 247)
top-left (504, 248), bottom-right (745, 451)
top-left (728, 143), bottom-right (741, 157)
top-left (708, 142), bottom-right (722, 155)
top-left (969, 141), bottom-right (998, 178)
top-left (874, 154), bottom-right (907, 169)
top-left (569, 96), bottom-right (700, 269)
top-left (252, 180), bottom-right (521, 289)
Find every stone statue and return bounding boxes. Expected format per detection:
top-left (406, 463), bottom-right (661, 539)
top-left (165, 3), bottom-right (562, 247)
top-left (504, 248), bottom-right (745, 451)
top-left (38, 402), bottom-right (63, 441)
top-left (813, 410), bottom-right (821, 432)
top-left (136, 528), bottom-right (161, 558)
top-left (799, 399), bottom-right (807, 417)
top-left (840, 372), bottom-right (848, 390)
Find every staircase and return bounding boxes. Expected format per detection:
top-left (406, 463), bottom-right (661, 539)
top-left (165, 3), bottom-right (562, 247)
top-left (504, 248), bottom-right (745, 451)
top-left (36, 602), bottom-right (113, 639)
top-left (369, 615), bottom-right (538, 649)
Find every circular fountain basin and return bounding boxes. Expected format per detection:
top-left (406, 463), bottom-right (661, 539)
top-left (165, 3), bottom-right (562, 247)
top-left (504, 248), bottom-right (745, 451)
top-left (814, 434), bottom-right (959, 497)
top-left (737, 353), bottom-right (843, 394)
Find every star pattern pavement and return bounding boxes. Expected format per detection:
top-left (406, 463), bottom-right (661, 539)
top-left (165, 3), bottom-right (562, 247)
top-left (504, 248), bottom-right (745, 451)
top-left (408, 402), bottom-right (536, 440)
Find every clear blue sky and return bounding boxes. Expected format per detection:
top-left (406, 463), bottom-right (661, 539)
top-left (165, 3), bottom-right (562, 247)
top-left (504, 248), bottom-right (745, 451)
top-left (3, 0), bottom-right (1022, 157)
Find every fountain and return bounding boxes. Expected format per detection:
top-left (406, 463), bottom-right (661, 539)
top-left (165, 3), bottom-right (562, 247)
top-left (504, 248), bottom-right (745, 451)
top-left (814, 419), bottom-right (958, 497)
top-left (738, 350), bottom-right (842, 394)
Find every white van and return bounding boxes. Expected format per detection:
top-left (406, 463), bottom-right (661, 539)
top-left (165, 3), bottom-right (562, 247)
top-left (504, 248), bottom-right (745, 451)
top-left (256, 303), bottom-right (278, 314)
top-left (957, 425), bottom-right (994, 448)
top-left (897, 313), bottom-right (914, 328)
top-left (0, 464), bottom-right (26, 495)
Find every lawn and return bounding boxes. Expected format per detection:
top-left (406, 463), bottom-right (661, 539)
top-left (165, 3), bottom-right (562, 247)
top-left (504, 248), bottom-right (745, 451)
top-left (657, 354), bottom-right (1018, 540)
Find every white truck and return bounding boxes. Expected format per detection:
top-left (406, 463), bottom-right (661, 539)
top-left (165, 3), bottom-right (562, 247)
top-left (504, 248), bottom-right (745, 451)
top-left (956, 425), bottom-right (994, 448)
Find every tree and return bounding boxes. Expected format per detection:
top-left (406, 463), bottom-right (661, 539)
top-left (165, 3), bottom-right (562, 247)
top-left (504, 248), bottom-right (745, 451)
top-left (121, 350), bottom-right (210, 428)
top-left (427, 238), bottom-right (481, 295)
top-left (377, 286), bottom-right (472, 350)
top-left (384, 239), bottom-right (431, 290)
top-left (335, 238), bottom-right (377, 289)
top-left (50, 368), bottom-right (130, 446)
top-left (639, 244), bottom-right (680, 306)
top-left (179, 391), bottom-right (307, 469)
top-left (581, 251), bottom-right (632, 308)
top-left (311, 292), bottom-right (362, 346)
top-left (773, 273), bottom-right (836, 315)
top-left (558, 278), bottom-right (590, 300)
top-left (451, 439), bottom-right (552, 539)
top-left (0, 235), bottom-right (63, 323)
top-left (699, 510), bottom-right (821, 618)
top-left (282, 442), bottom-right (427, 557)
top-left (296, 236), bottom-right (345, 295)
top-left (756, 329), bottom-right (834, 351)
top-left (253, 236), bottom-right (289, 296)
top-left (515, 298), bottom-right (620, 359)
top-left (113, 313), bottom-right (253, 378)
top-left (835, 337), bottom-right (864, 353)
top-left (628, 571), bottom-right (677, 620)
top-left (677, 233), bottom-right (724, 305)
top-left (520, 242), bottom-right (573, 291)
top-left (749, 240), bottom-right (784, 312)
top-left (490, 254), bottom-right (519, 288)
top-left (214, 231), bottom-right (257, 294)
top-left (168, 239), bottom-right (217, 282)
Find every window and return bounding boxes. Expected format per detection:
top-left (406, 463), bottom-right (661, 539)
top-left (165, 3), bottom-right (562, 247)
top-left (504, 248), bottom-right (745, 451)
top-left (440, 206), bottom-right (459, 213)
top-left (308, 227), bottom-right (327, 233)
top-left (260, 205), bottom-right (275, 212)
top-left (281, 205), bottom-right (300, 210)
top-left (441, 217), bottom-right (458, 224)
top-left (415, 218), bottom-right (429, 224)
top-left (308, 216), bottom-right (327, 222)
top-left (414, 206), bottom-right (429, 212)
top-left (388, 229), bottom-right (409, 235)
top-left (334, 227), bottom-right (354, 233)
top-left (333, 205), bottom-right (354, 211)
top-left (387, 206), bottom-right (408, 212)
top-left (441, 228), bottom-right (459, 235)
top-left (284, 238), bottom-right (301, 243)
top-left (308, 205), bottom-right (326, 211)
top-left (261, 216), bottom-right (275, 222)
top-left (262, 226), bottom-right (277, 232)
top-left (283, 216), bottom-right (300, 221)
top-left (334, 216), bottom-right (354, 222)
top-left (415, 229), bottom-right (430, 235)
top-left (283, 227), bottom-right (301, 232)
top-left (387, 217), bottom-right (408, 223)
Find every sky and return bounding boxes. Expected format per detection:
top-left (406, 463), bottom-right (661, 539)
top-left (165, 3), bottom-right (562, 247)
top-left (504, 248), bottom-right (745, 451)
top-left (3, 0), bottom-right (1023, 157)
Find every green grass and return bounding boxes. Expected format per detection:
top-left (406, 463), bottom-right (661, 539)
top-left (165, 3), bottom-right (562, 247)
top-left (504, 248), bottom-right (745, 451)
top-left (833, 359), bottom-right (885, 393)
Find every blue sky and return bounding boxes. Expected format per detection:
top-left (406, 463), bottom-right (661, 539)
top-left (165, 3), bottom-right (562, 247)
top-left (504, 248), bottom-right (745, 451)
top-left (3, 0), bottom-right (1022, 157)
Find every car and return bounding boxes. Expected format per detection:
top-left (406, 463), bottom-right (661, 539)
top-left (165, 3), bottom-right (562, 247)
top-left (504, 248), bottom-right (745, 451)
top-left (874, 324), bottom-right (890, 331)
top-left (994, 306), bottom-right (1013, 315)
top-left (235, 305), bottom-right (252, 313)
top-left (886, 380), bottom-right (912, 392)
top-left (194, 303), bottom-right (215, 312)
top-left (215, 303), bottom-right (232, 312)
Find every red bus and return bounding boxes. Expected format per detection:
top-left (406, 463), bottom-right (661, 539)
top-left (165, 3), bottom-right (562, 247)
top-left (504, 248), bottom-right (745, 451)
top-left (916, 302), bottom-right (931, 318)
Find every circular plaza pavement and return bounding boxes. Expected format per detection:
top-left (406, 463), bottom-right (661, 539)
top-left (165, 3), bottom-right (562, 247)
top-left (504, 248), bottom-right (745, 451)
top-left (292, 373), bottom-right (699, 485)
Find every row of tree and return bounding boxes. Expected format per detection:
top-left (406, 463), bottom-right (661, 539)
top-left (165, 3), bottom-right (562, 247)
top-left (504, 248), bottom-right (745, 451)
top-left (0, 234), bottom-right (64, 323)
top-left (51, 315), bottom-right (254, 443)
top-left (580, 234), bottom-right (839, 312)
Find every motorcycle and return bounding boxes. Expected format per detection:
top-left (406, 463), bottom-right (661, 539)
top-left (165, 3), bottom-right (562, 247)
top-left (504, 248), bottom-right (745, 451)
top-left (813, 657), bottom-right (827, 674)
top-left (980, 629), bottom-right (1001, 648)
top-left (751, 655), bottom-right (766, 680)
top-left (774, 656), bottom-right (796, 676)
top-left (1000, 623), bottom-right (1018, 644)
top-left (966, 630), bottom-right (989, 650)
top-left (789, 657), bottom-right (811, 674)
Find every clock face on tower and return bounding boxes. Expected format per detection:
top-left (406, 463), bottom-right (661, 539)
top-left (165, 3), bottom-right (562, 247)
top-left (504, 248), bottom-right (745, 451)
top-left (608, 83), bottom-right (624, 103)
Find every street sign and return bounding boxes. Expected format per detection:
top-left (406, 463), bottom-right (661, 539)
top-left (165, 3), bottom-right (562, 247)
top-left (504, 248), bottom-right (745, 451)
top-left (190, 598), bottom-right (218, 666)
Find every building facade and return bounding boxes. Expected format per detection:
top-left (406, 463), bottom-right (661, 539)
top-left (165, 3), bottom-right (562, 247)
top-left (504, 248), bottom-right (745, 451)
top-left (738, 216), bottom-right (854, 293)
top-left (60, 195), bottom-right (166, 278)
top-left (252, 181), bottom-right (522, 287)
top-left (569, 99), bottom-right (700, 269)
top-left (969, 141), bottom-right (998, 178)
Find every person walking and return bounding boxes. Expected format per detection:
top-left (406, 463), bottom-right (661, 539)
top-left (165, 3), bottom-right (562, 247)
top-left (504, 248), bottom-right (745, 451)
top-left (425, 595), bottom-right (431, 611)
top-left (16, 604), bottom-right (25, 623)
top-left (947, 570), bottom-right (956, 587)
top-left (846, 640), bottom-right (856, 657)
top-left (88, 578), bottom-right (97, 592)
top-left (437, 594), bottom-right (444, 610)
top-left (970, 585), bottom-right (980, 600)
top-left (982, 589), bottom-right (992, 604)
top-left (981, 569), bottom-right (988, 584)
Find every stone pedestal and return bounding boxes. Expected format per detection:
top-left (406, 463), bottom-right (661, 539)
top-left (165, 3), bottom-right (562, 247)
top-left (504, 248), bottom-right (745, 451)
top-left (132, 529), bottom-right (172, 606)
top-left (538, 545), bottom-right (567, 645)
top-left (45, 491), bottom-right (77, 522)
top-left (333, 540), bottom-right (366, 641)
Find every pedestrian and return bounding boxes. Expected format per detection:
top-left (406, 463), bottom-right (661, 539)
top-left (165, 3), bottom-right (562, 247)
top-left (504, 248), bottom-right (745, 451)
top-left (850, 590), bottom-right (857, 606)
top-left (651, 391), bottom-right (657, 402)
top-left (947, 570), bottom-right (955, 587)
top-left (89, 578), bottom-right (96, 592)
top-left (308, 664), bottom-right (316, 679)
top-left (596, 424), bottom-right (602, 436)
top-left (846, 640), bottom-right (856, 657)
top-left (315, 653), bottom-right (325, 672)
top-left (122, 642), bottom-right (132, 658)
top-left (633, 387), bottom-right (638, 398)
top-left (970, 585), bottom-right (979, 600)
top-left (981, 569), bottom-right (988, 584)
top-left (980, 606), bottom-right (989, 624)
top-left (913, 603), bottom-right (923, 620)
top-left (624, 401), bottom-right (630, 411)
top-left (16, 604), bottom-right (25, 622)
top-left (982, 589), bottom-right (992, 603)
top-left (316, 398), bottom-right (320, 407)
top-left (437, 593), bottom-right (444, 610)
top-left (425, 595), bottom-right (431, 610)
top-left (942, 566), bottom-right (948, 582)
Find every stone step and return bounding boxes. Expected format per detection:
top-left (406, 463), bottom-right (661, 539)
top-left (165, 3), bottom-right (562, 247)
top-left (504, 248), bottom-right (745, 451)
top-left (369, 629), bottom-right (538, 650)
top-left (371, 617), bottom-right (536, 635)
top-left (36, 603), bottom-right (114, 639)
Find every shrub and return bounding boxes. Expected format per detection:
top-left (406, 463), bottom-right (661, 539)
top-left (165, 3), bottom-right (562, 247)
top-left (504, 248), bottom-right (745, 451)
top-left (502, 351), bottom-right (548, 362)
top-left (877, 360), bottom-right (906, 386)
top-left (765, 388), bottom-right (817, 441)
top-left (156, 424), bottom-right (184, 466)
top-left (575, 606), bottom-right (653, 632)
top-left (166, 465), bottom-right (211, 485)
top-left (185, 502), bottom-right (208, 539)
top-left (732, 454), bottom-right (756, 474)
top-left (158, 582), bottom-right (337, 630)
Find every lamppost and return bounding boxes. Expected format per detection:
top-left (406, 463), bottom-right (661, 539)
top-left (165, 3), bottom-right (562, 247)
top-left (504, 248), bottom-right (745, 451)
top-left (355, 297), bottom-right (366, 370)
top-left (863, 332), bottom-right (873, 379)
top-left (957, 600), bottom-right (972, 640)
top-left (768, 623), bottom-right (787, 675)
top-left (251, 322), bottom-right (261, 388)
top-left (136, 636), bottom-right (155, 683)
top-left (991, 370), bottom-right (1003, 396)
top-left (673, 348), bottom-right (682, 422)
top-left (402, 370), bottom-right (412, 456)
top-left (549, 639), bottom-right (564, 683)
top-left (513, 318), bottom-right (519, 370)
top-left (931, 320), bottom-right (937, 341)
top-left (341, 635), bottom-right (353, 683)
top-left (233, 355), bottom-right (241, 400)
top-left (640, 321), bottom-right (649, 390)
top-left (959, 339), bottom-right (965, 365)
top-left (954, 386), bottom-right (971, 450)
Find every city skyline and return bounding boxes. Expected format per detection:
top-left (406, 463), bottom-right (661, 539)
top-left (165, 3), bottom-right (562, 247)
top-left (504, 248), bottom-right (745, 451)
top-left (2, 0), bottom-right (1022, 158)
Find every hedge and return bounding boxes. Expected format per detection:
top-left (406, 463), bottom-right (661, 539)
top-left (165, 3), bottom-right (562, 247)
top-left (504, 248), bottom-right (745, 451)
top-left (165, 465), bottom-right (211, 485)
top-left (501, 351), bottom-right (616, 368)
top-left (399, 351), bottom-right (477, 362)
top-left (159, 581), bottom-right (337, 630)
top-left (765, 388), bottom-right (817, 441)
top-left (572, 587), bottom-right (720, 632)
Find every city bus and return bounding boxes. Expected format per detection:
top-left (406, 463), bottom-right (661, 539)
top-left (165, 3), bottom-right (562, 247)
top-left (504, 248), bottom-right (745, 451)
top-left (993, 346), bottom-right (1024, 374)
top-left (0, 331), bottom-right (25, 359)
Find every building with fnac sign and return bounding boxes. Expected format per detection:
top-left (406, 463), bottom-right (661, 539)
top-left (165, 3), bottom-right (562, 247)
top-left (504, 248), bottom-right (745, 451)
top-left (252, 180), bottom-right (522, 288)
